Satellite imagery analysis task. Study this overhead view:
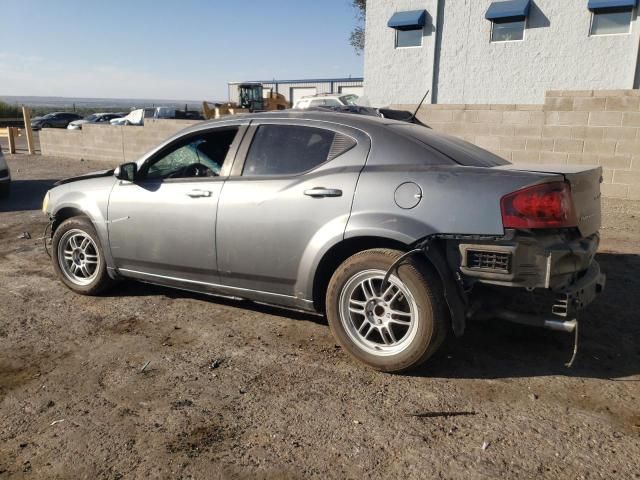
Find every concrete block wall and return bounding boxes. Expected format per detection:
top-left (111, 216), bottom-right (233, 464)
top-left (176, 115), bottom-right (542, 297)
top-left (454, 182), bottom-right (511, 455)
top-left (395, 90), bottom-right (640, 200)
top-left (39, 92), bottom-right (640, 200)
top-left (40, 119), bottom-right (199, 164)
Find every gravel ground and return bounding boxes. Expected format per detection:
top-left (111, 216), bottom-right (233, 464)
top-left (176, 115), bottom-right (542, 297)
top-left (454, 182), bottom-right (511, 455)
top-left (1, 155), bottom-right (639, 479)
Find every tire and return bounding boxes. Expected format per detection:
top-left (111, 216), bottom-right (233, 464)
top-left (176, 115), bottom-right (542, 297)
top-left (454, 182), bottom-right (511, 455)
top-left (52, 216), bottom-right (114, 295)
top-left (42, 123), bottom-right (51, 128)
top-left (326, 248), bottom-right (447, 373)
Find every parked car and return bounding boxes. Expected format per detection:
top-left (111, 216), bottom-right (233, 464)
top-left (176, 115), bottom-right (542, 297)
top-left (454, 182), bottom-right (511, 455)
top-left (67, 113), bottom-right (124, 130)
top-left (42, 111), bottom-right (605, 372)
top-left (308, 104), bottom-right (431, 127)
top-left (31, 112), bottom-right (83, 130)
top-left (0, 149), bottom-right (10, 198)
top-left (293, 93), bottom-right (361, 109)
top-left (110, 109), bottom-right (146, 126)
top-left (111, 107), bottom-right (203, 126)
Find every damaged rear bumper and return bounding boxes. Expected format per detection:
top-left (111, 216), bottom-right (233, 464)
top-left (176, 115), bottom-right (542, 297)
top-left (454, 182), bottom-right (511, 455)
top-left (458, 232), bottom-right (601, 291)
top-left (456, 231), bottom-right (606, 321)
top-left (551, 260), bottom-right (605, 318)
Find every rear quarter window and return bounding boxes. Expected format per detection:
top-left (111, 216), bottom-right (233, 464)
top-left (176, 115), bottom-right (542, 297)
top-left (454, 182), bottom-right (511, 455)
top-left (390, 124), bottom-right (510, 167)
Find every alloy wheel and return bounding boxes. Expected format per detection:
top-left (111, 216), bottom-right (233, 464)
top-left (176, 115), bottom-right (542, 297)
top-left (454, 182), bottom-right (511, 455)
top-left (57, 229), bottom-right (100, 286)
top-left (338, 269), bottom-right (419, 356)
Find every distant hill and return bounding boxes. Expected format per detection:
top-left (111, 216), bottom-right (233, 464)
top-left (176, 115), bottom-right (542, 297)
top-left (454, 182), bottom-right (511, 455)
top-left (0, 95), bottom-right (221, 111)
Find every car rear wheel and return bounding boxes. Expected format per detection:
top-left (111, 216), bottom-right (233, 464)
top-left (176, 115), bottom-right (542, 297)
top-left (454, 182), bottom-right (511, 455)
top-left (326, 248), bottom-right (447, 372)
top-left (52, 217), bottom-right (114, 295)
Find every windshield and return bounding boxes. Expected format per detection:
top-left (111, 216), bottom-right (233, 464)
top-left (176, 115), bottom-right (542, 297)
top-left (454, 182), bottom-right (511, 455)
top-left (85, 114), bottom-right (98, 121)
top-left (340, 94), bottom-right (359, 105)
top-left (389, 124), bottom-right (510, 167)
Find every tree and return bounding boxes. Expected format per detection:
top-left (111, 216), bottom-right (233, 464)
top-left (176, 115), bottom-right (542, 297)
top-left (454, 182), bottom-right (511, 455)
top-left (349, 0), bottom-right (366, 55)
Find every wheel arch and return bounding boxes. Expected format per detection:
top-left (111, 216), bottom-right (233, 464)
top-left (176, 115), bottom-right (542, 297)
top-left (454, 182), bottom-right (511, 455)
top-left (311, 235), bottom-right (466, 336)
top-left (311, 236), bottom-right (409, 314)
top-left (52, 206), bottom-right (88, 233)
top-left (51, 201), bottom-right (117, 278)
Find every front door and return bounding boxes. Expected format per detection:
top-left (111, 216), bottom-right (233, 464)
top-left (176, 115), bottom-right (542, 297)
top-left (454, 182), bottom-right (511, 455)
top-left (216, 120), bottom-right (370, 297)
top-left (107, 125), bottom-right (244, 285)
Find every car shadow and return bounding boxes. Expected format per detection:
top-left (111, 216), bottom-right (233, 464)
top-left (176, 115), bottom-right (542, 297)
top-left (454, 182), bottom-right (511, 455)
top-left (410, 252), bottom-right (640, 380)
top-left (0, 179), bottom-right (59, 213)
top-left (102, 253), bottom-right (639, 380)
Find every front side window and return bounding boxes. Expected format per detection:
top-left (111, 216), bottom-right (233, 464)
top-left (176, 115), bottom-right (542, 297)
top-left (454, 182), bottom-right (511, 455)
top-left (143, 128), bottom-right (238, 180)
top-left (590, 9), bottom-right (633, 35)
top-left (491, 19), bottom-right (525, 42)
top-left (396, 28), bottom-right (423, 48)
top-left (242, 125), bottom-right (336, 176)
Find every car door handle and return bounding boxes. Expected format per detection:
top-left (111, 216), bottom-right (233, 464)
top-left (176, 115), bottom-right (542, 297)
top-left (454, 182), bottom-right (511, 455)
top-left (304, 187), bottom-right (342, 198)
top-left (187, 189), bottom-right (212, 198)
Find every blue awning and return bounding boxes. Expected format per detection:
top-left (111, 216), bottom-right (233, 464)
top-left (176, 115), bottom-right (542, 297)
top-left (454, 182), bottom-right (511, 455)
top-left (387, 10), bottom-right (426, 30)
top-left (588, 0), bottom-right (637, 11)
top-left (485, 0), bottom-right (531, 21)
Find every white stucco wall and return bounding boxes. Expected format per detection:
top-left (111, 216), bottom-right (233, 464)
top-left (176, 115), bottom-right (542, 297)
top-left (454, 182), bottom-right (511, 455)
top-left (363, 0), bottom-right (440, 105)
top-left (364, 0), bottom-right (640, 105)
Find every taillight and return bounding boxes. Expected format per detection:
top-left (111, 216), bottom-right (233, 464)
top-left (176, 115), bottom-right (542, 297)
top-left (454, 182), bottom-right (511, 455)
top-left (501, 182), bottom-right (577, 229)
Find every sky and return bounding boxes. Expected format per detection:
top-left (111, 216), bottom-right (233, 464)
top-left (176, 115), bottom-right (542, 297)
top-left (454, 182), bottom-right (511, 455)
top-left (0, 0), bottom-right (364, 101)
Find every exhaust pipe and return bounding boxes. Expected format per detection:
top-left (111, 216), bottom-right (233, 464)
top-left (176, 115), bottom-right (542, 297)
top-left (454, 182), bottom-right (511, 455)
top-left (544, 319), bottom-right (577, 333)
top-left (475, 308), bottom-right (577, 333)
top-left (472, 308), bottom-right (579, 367)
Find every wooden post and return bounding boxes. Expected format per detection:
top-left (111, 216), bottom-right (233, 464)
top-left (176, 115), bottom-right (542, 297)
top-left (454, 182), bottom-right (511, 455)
top-left (22, 106), bottom-right (36, 155)
top-left (7, 127), bottom-right (16, 154)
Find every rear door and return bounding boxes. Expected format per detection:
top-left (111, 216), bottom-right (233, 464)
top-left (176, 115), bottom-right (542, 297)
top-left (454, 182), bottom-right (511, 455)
top-left (216, 119), bottom-right (370, 296)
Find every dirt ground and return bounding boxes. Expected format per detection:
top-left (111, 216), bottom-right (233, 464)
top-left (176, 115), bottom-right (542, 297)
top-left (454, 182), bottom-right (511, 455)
top-left (1, 155), bottom-right (639, 480)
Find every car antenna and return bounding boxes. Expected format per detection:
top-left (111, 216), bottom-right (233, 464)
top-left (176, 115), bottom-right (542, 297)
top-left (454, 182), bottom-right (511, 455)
top-left (409, 89), bottom-right (430, 124)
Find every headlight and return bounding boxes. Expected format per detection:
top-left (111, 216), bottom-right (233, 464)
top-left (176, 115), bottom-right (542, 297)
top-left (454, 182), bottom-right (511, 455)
top-left (42, 191), bottom-right (50, 214)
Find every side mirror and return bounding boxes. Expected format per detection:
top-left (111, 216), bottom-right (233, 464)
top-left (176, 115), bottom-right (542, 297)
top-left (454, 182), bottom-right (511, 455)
top-left (115, 162), bottom-right (137, 182)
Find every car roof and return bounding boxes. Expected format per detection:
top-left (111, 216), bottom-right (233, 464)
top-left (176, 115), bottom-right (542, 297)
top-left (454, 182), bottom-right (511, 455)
top-left (297, 93), bottom-right (346, 101)
top-left (189, 110), bottom-right (399, 131)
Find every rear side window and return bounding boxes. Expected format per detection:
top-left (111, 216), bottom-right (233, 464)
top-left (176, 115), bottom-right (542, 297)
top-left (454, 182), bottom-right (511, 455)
top-left (242, 125), bottom-right (353, 176)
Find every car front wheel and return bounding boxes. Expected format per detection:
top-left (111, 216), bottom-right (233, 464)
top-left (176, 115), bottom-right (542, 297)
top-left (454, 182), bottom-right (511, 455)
top-left (52, 217), bottom-right (114, 295)
top-left (326, 249), bottom-right (447, 372)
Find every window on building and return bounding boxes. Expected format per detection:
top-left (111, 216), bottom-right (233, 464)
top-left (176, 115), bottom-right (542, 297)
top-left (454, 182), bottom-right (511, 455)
top-left (242, 125), bottom-right (337, 176)
top-left (590, 9), bottom-right (633, 35)
top-left (491, 18), bottom-right (526, 42)
top-left (396, 28), bottom-right (423, 48)
top-left (485, 0), bottom-right (530, 42)
top-left (388, 10), bottom-right (426, 48)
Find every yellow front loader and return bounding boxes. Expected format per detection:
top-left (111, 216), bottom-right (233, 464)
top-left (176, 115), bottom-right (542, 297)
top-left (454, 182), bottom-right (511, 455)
top-left (202, 83), bottom-right (289, 120)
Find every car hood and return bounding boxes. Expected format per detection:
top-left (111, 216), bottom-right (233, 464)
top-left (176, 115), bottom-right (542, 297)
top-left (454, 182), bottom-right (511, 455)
top-left (54, 169), bottom-right (114, 186)
top-left (69, 119), bottom-right (89, 126)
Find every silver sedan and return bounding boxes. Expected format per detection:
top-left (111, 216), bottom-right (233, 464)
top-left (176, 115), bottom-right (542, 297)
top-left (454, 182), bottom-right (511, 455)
top-left (43, 111), bottom-right (605, 372)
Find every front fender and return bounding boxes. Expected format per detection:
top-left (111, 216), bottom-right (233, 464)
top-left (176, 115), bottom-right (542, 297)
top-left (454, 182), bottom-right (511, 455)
top-left (49, 177), bottom-right (117, 270)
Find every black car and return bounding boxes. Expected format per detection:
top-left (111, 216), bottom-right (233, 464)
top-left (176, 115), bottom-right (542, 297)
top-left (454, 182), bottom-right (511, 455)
top-left (31, 112), bottom-right (83, 130)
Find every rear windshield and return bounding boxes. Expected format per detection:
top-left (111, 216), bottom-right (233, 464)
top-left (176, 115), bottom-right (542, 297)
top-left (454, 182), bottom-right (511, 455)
top-left (389, 124), bottom-right (510, 167)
